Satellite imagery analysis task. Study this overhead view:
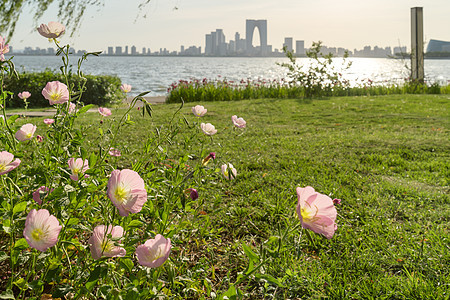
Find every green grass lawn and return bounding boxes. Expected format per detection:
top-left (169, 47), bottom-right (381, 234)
top-left (11, 94), bottom-right (450, 298)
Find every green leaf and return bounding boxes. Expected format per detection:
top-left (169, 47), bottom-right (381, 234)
top-left (99, 128), bottom-right (103, 136)
top-left (78, 104), bottom-right (94, 115)
top-left (86, 266), bottom-right (107, 291)
top-left (13, 238), bottom-right (29, 250)
top-left (6, 114), bottom-right (19, 126)
top-left (242, 243), bottom-right (259, 264)
top-left (255, 273), bottom-right (285, 287)
top-left (64, 184), bottom-right (76, 193)
top-left (128, 220), bottom-right (143, 229)
top-left (0, 289), bottom-right (15, 299)
top-left (119, 258), bottom-right (134, 273)
top-left (220, 284), bottom-right (238, 300)
top-left (0, 251), bottom-right (9, 263)
top-left (89, 152), bottom-right (97, 168)
top-left (2, 219), bottom-right (11, 234)
top-left (66, 218), bottom-right (79, 227)
top-left (13, 277), bottom-right (28, 290)
top-left (12, 201), bottom-right (27, 215)
top-left (28, 280), bottom-right (44, 293)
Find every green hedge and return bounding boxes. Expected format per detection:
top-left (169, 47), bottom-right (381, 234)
top-left (4, 69), bottom-right (123, 108)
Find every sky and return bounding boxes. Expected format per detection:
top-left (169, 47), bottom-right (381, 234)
top-left (8, 0), bottom-right (450, 53)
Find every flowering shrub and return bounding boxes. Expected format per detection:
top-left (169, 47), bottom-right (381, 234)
top-left (0, 23), bottom-right (271, 298)
top-left (4, 70), bottom-right (123, 108)
top-left (166, 77), bottom-right (303, 103)
top-left (0, 23), bottom-right (343, 299)
top-left (0, 25), bottom-right (209, 297)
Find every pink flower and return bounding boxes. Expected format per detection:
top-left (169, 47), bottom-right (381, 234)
top-left (333, 198), bottom-right (342, 205)
top-left (68, 102), bottom-right (77, 114)
top-left (109, 148), bottom-right (121, 157)
top-left (184, 188), bottom-right (198, 200)
top-left (221, 163), bottom-right (237, 180)
top-left (88, 225), bottom-right (126, 260)
top-left (18, 91), bottom-right (31, 100)
top-left (231, 115), bottom-right (246, 128)
top-left (98, 107), bottom-right (112, 116)
top-left (23, 209), bottom-right (62, 252)
top-left (0, 151), bottom-right (21, 175)
top-left (68, 158), bottom-right (89, 181)
top-left (200, 123), bottom-right (217, 136)
top-left (33, 186), bottom-right (54, 205)
top-left (44, 119), bottom-right (55, 125)
top-left (68, 102), bottom-right (76, 114)
top-left (202, 152), bottom-right (216, 166)
top-left (37, 22), bottom-right (66, 39)
top-left (42, 81), bottom-right (70, 105)
top-left (192, 105), bottom-right (207, 117)
top-left (36, 135), bottom-right (44, 142)
top-left (0, 36), bottom-right (9, 61)
top-left (15, 123), bottom-right (37, 141)
top-left (107, 169), bottom-right (147, 217)
top-left (135, 234), bottom-right (171, 268)
top-left (296, 186), bottom-right (337, 239)
top-left (120, 84), bottom-right (132, 93)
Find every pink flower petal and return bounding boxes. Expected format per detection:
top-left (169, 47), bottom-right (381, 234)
top-left (296, 186), bottom-right (337, 239)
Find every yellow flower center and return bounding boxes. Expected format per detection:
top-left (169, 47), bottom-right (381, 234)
top-left (149, 248), bottom-right (164, 261)
top-left (31, 228), bottom-right (45, 241)
top-left (114, 187), bottom-right (128, 204)
top-left (0, 164), bottom-right (5, 172)
top-left (101, 240), bottom-right (114, 253)
top-left (50, 92), bottom-right (61, 101)
top-left (301, 204), bottom-right (318, 222)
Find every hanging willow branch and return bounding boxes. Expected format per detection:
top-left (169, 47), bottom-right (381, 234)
top-left (0, 0), bottom-right (157, 39)
top-left (0, 0), bottom-right (101, 39)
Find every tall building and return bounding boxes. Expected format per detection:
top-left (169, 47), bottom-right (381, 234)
top-left (115, 46), bottom-right (122, 55)
top-left (393, 46), bottom-right (407, 55)
top-left (216, 29), bottom-right (225, 45)
top-left (295, 40), bottom-right (305, 56)
top-left (216, 29), bottom-right (226, 56)
top-left (246, 19), bottom-right (268, 55)
top-left (211, 31), bottom-right (217, 55)
top-left (131, 45), bottom-right (137, 55)
top-left (108, 47), bottom-right (114, 55)
top-left (205, 34), bottom-right (212, 55)
top-left (142, 47), bottom-right (146, 55)
top-left (125, 46), bottom-right (129, 55)
top-left (283, 38), bottom-right (293, 52)
top-left (426, 39), bottom-right (450, 52)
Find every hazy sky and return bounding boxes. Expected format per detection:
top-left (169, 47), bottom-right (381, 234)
top-left (8, 0), bottom-right (450, 52)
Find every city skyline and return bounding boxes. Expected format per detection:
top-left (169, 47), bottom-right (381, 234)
top-left (6, 0), bottom-right (450, 54)
top-left (6, 39), bottom-right (412, 57)
top-left (7, 18), bottom-right (421, 58)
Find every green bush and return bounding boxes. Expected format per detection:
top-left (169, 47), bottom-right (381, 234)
top-left (4, 69), bottom-right (123, 108)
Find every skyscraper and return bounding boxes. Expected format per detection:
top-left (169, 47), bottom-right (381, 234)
top-left (283, 38), bottom-right (293, 52)
top-left (246, 19), bottom-right (268, 55)
top-left (295, 40), bottom-right (305, 56)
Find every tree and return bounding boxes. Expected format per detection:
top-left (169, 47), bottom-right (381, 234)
top-left (0, 0), bottom-right (154, 39)
top-left (0, 0), bottom-right (105, 39)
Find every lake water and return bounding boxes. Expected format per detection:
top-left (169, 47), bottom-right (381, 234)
top-left (8, 55), bottom-right (450, 97)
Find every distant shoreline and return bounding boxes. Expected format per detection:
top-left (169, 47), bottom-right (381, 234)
top-left (9, 53), bottom-right (450, 59)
